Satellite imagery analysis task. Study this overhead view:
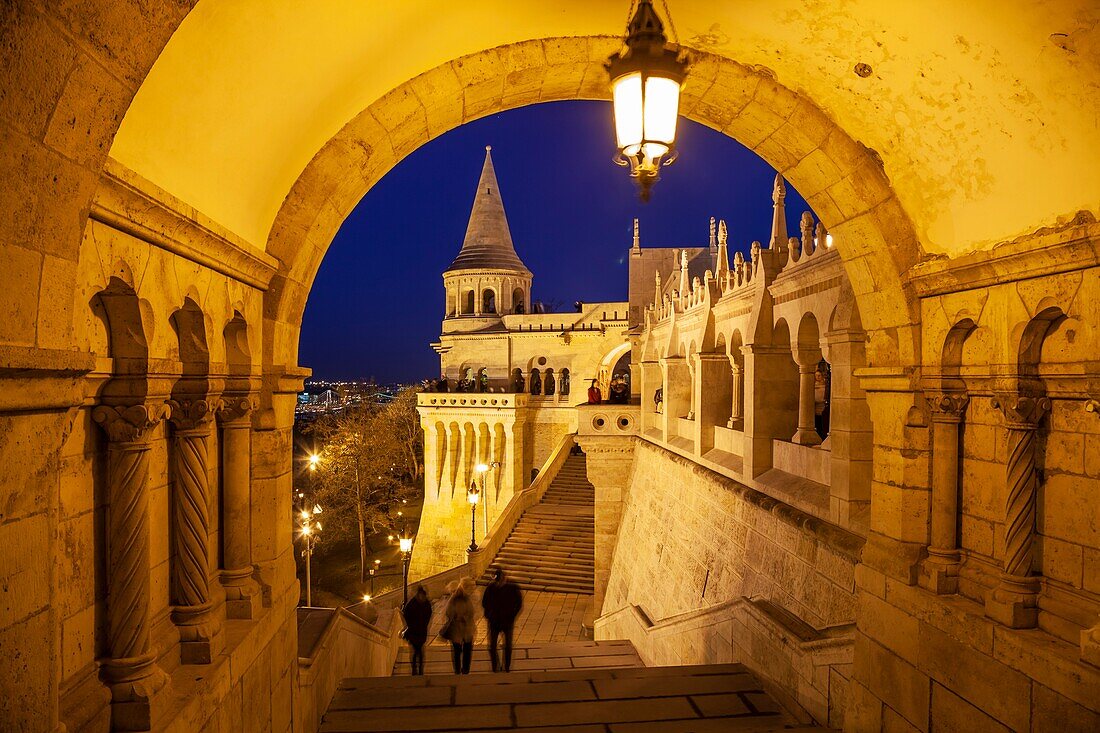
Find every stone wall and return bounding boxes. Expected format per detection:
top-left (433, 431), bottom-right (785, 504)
top-left (604, 441), bottom-right (862, 629)
top-left (597, 440), bottom-right (861, 724)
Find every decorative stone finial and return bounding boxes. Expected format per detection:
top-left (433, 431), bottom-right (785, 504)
top-left (632, 218), bottom-right (640, 251)
top-left (800, 211), bottom-right (815, 256)
top-left (770, 174), bottom-right (787, 249)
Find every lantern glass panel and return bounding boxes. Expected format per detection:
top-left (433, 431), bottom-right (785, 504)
top-left (642, 75), bottom-right (680, 145)
top-left (612, 72), bottom-right (643, 148)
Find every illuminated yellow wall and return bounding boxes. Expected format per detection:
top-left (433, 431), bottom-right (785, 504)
top-left (111, 0), bottom-right (1099, 254)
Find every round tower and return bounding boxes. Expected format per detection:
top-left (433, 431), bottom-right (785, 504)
top-left (442, 146), bottom-right (532, 334)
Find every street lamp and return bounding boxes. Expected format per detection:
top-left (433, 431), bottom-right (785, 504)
top-left (607, 0), bottom-right (690, 201)
top-left (298, 504), bottom-right (323, 607)
top-left (467, 482), bottom-right (481, 553)
top-left (369, 558), bottom-right (380, 596)
top-left (398, 531), bottom-right (414, 604)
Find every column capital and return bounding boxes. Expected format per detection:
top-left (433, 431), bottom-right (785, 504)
top-left (926, 392), bottom-right (970, 422)
top-left (217, 394), bottom-right (257, 425)
top-left (168, 396), bottom-right (219, 432)
top-left (991, 393), bottom-right (1050, 428)
top-left (93, 402), bottom-right (168, 443)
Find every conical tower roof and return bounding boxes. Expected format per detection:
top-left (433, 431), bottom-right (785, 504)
top-left (445, 147), bottom-right (531, 274)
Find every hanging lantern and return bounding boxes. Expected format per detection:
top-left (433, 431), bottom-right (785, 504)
top-left (607, 0), bottom-right (690, 201)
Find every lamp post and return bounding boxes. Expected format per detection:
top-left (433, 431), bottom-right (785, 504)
top-left (467, 482), bottom-right (481, 553)
top-left (607, 0), bottom-right (690, 201)
top-left (298, 503), bottom-right (323, 607)
top-left (369, 558), bottom-right (380, 596)
top-left (399, 532), bottom-right (413, 605)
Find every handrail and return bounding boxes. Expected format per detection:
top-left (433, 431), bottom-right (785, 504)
top-left (595, 597), bottom-right (853, 727)
top-left (368, 432), bottom-right (579, 610)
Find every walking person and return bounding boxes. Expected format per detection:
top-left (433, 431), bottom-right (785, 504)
top-left (401, 585), bottom-right (432, 675)
top-left (442, 578), bottom-right (476, 674)
top-left (481, 569), bottom-right (523, 673)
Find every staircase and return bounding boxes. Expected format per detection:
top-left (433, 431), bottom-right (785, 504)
top-left (327, 657), bottom-right (822, 732)
top-left (480, 453), bottom-right (594, 594)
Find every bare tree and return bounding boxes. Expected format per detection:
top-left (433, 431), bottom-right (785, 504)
top-left (305, 390), bottom-right (422, 582)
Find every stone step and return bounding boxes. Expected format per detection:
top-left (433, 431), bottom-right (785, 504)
top-left (488, 562), bottom-right (594, 579)
top-left (496, 544), bottom-right (593, 557)
top-left (330, 654), bottom-right (816, 732)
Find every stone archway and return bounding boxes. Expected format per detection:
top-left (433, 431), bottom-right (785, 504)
top-left (264, 38), bottom-right (922, 377)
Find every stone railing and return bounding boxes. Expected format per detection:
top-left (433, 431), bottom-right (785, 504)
top-left (781, 211), bottom-right (836, 273)
top-left (596, 597), bottom-right (853, 729)
top-left (577, 403), bottom-right (639, 438)
top-left (295, 606), bottom-right (403, 733)
top-left (418, 393), bottom-right (528, 408)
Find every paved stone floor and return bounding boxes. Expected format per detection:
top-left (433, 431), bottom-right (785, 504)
top-left (416, 590), bottom-right (592, 648)
top-left (395, 640), bottom-right (642, 676)
top-left (325, 662), bottom-right (822, 732)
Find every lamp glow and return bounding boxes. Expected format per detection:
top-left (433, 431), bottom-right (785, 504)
top-left (399, 537), bottom-right (413, 553)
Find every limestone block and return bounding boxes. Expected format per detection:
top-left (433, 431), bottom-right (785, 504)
top-left (916, 622), bottom-right (1030, 731)
top-left (960, 515), bottom-right (995, 559)
top-left (854, 633), bottom-right (930, 732)
top-left (857, 592), bottom-right (919, 661)
top-left (991, 625), bottom-right (1100, 712)
top-left (61, 605), bottom-right (96, 680)
top-left (57, 514), bottom-right (97, 618)
top-left (1046, 429), bottom-right (1085, 476)
top-left (1043, 472), bottom-right (1098, 545)
top-left (1041, 536), bottom-right (1084, 587)
top-left (0, 243), bottom-right (42, 346)
top-left (37, 254), bottom-right (80, 351)
top-left (0, 513), bottom-right (49, 628)
top-left (1032, 682), bottom-right (1100, 733)
top-left (45, 54), bottom-right (129, 166)
top-left (59, 450), bottom-right (97, 520)
top-left (930, 682), bottom-right (1010, 732)
top-left (846, 677), bottom-right (884, 731)
top-left (0, 609), bottom-right (52, 731)
top-left (1085, 547), bottom-right (1100, 595)
top-left (883, 706), bottom-right (923, 733)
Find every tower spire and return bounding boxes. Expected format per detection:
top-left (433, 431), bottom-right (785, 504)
top-left (770, 173), bottom-right (787, 250)
top-left (709, 216), bottom-right (717, 255)
top-left (445, 146), bottom-right (530, 274)
top-left (632, 218), bottom-right (641, 252)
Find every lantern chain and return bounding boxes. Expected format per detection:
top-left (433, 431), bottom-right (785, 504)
top-left (621, 0), bottom-right (637, 37)
top-left (661, 0), bottom-right (681, 47)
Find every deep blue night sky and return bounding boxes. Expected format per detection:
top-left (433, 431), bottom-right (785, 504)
top-left (299, 101), bottom-right (808, 382)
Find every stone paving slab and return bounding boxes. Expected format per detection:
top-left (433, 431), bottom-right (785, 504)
top-left (325, 660), bottom-right (823, 732)
top-left (511, 697), bottom-right (698, 727)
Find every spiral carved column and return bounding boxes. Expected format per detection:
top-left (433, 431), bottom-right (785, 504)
top-left (217, 395), bottom-right (259, 619)
top-left (985, 393), bottom-right (1050, 628)
top-left (92, 402), bottom-right (171, 731)
top-left (920, 392), bottom-right (969, 594)
top-left (168, 397), bottom-right (224, 663)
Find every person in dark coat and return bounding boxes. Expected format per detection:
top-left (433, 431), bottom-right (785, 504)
top-left (481, 569), bottom-right (524, 672)
top-left (401, 586), bottom-right (432, 675)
